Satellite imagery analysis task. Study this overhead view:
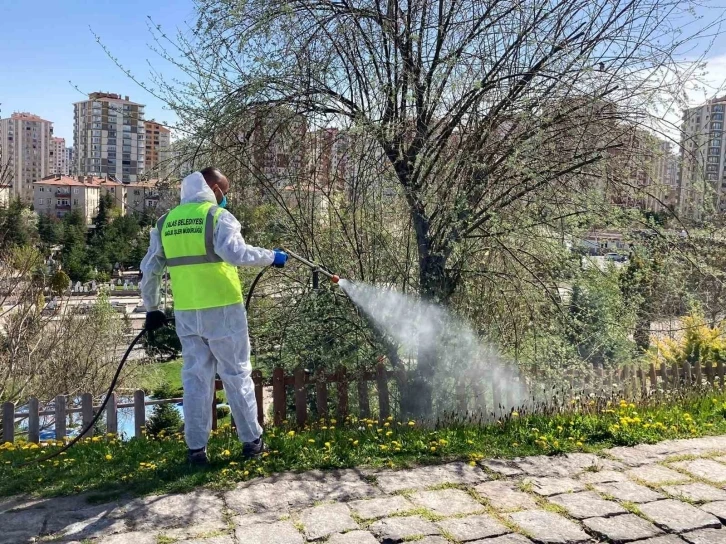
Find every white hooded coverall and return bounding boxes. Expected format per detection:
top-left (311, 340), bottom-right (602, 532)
top-left (140, 172), bottom-right (273, 449)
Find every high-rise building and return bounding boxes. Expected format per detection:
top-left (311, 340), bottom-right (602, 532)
top-left (0, 112), bottom-right (53, 201)
top-left (50, 137), bottom-right (68, 176)
top-left (144, 120), bottom-right (172, 178)
top-left (73, 92), bottom-right (146, 183)
top-left (678, 95), bottom-right (726, 219)
top-left (64, 147), bottom-right (74, 176)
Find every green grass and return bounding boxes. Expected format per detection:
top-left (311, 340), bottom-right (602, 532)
top-left (135, 359), bottom-right (229, 411)
top-left (135, 360), bottom-right (183, 394)
top-left (2, 390), bottom-right (726, 500)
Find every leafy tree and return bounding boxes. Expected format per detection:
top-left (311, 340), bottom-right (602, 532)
top-left (568, 270), bottom-right (637, 368)
top-left (37, 213), bottom-right (64, 246)
top-left (50, 270), bottom-right (70, 296)
top-left (0, 198), bottom-right (36, 250)
top-left (93, 193), bottom-right (115, 236)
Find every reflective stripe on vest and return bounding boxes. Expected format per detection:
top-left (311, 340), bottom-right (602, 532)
top-left (157, 205), bottom-right (223, 267)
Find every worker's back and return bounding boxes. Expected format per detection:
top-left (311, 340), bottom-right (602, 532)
top-left (158, 201), bottom-right (242, 310)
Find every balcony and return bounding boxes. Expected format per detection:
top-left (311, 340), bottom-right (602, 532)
top-left (55, 203), bottom-right (71, 210)
top-left (55, 190), bottom-right (71, 197)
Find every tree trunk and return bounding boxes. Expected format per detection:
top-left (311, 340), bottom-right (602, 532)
top-left (634, 314), bottom-right (651, 352)
top-left (401, 209), bottom-right (459, 417)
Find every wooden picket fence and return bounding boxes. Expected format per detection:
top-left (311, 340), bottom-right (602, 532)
top-left (260, 362), bottom-right (397, 428)
top-left (1, 359), bottom-right (724, 444)
top-left (0, 381), bottom-right (226, 444)
top-left (527, 360), bottom-right (726, 401)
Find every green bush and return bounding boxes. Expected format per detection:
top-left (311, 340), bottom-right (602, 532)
top-left (216, 406), bottom-right (231, 419)
top-left (50, 270), bottom-right (70, 296)
top-left (145, 403), bottom-right (183, 438)
top-left (151, 382), bottom-right (181, 400)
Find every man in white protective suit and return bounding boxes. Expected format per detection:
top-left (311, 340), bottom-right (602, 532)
top-left (140, 167), bottom-right (288, 465)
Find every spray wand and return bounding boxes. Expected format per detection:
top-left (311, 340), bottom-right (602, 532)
top-left (283, 248), bottom-right (340, 285)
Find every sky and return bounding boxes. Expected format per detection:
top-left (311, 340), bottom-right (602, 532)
top-left (1, 0), bottom-right (725, 147)
top-left (0, 0), bottom-right (196, 143)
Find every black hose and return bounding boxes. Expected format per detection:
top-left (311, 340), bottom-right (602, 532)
top-left (245, 266), bottom-right (269, 312)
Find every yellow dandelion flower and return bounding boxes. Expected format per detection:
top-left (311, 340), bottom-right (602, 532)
top-left (308, 439), bottom-right (316, 444)
top-left (408, 421), bottom-right (415, 426)
top-left (386, 431), bottom-right (393, 437)
top-left (287, 430), bottom-right (295, 437)
top-left (353, 440), bottom-right (359, 446)
top-left (105, 454), bottom-right (113, 461)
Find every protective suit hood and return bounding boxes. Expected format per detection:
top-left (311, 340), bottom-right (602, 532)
top-left (180, 171), bottom-right (217, 205)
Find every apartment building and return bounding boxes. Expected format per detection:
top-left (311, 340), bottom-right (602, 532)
top-left (50, 137), bottom-right (68, 176)
top-left (144, 120), bottom-right (172, 179)
top-left (126, 180), bottom-right (173, 214)
top-left (0, 112), bottom-right (53, 202)
top-left (0, 185), bottom-right (11, 207)
top-left (678, 95), bottom-right (726, 219)
top-left (73, 92), bottom-right (146, 183)
top-left (64, 147), bottom-right (74, 176)
top-left (33, 174), bottom-right (125, 224)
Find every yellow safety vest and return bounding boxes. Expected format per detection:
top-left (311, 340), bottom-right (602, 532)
top-left (158, 202), bottom-right (242, 310)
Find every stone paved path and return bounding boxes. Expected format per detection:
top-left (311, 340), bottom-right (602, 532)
top-left (7, 435), bottom-right (726, 543)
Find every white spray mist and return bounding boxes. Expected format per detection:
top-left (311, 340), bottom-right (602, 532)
top-left (338, 279), bottom-right (528, 418)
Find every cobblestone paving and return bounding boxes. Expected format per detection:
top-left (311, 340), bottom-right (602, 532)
top-left (8, 436), bottom-right (726, 543)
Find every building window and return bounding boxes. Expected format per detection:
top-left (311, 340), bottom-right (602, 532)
top-left (38, 198), bottom-right (43, 205)
top-left (73, 188), bottom-right (79, 194)
top-left (73, 199), bottom-right (78, 205)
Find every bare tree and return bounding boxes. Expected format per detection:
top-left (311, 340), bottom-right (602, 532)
top-left (97, 0), bottom-right (723, 413)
